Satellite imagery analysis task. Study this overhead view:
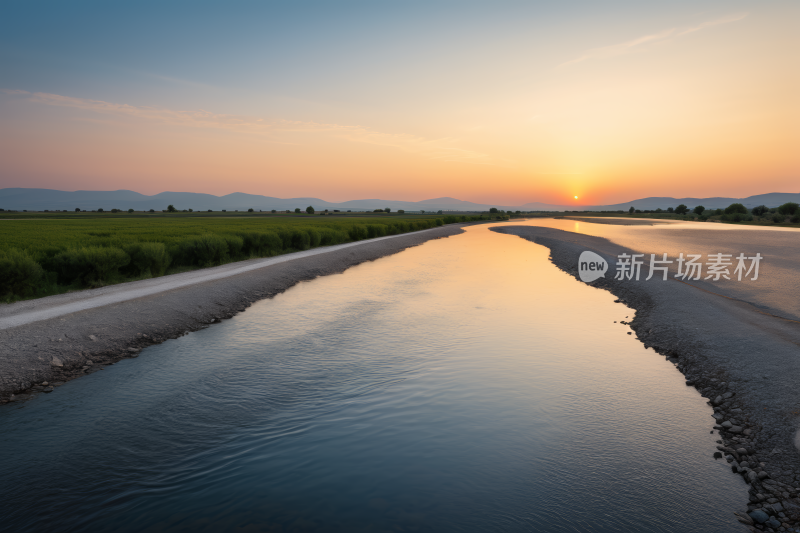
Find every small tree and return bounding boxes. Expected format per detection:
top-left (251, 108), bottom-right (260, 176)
top-left (398, 209), bottom-right (405, 214)
top-left (98, 208), bottom-right (104, 212)
top-left (693, 205), bottom-right (705, 215)
top-left (437, 210), bottom-right (443, 214)
top-left (149, 209), bottom-right (155, 213)
top-left (207, 209), bottom-right (212, 212)
top-left (167, 204), bottom-right (177, 212)
top-left (420, 210), bottom-right (425, 214)
top-left (675, 204), bottom-right (689, 215)
top-left (247, 208), bottom-right (254, 212)
top-left (75, 207), bottom-right (80, 212)
top-left (667, 207), bottom-right (674, 213)
top-left (128, 208), bottom-right (134, 213)
top-left (777, 202), bottom-right (799, 215)
top-left (725, 203), bottom-right (747, 215)
top-left (490, 207), bottom-right (498, 214)
top-left (189, 208), bottom-right (193, 212)
top-left (384, 208), bottom-right (391, 213)
top-left (306, 206), bottom-right (315, 214)
top-left (628, 206), bottom-right (635, 214)
top-left (294, 208), bottom-right (300, 213)
top-left (752, 205), bottom-right (769, 216)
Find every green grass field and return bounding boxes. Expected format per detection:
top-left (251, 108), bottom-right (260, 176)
top-left (0, 212), bottom-right (507, 302)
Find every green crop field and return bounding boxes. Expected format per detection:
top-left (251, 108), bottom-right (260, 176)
top-left (0, 212), bottom-right (507, 301)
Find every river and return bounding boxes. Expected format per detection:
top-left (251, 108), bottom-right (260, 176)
top-left (0, 222), bottom-right (745, 532)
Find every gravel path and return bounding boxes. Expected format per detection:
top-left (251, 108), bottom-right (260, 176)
top-left (0, 225), bottom-right (464, 402)
top-left (494, 223), bottom-right (800, 531)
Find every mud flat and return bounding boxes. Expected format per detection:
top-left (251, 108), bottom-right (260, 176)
top-left (0, 225), bottom-right (464, 403)
top-left (494, 224), bottom-right (800, 531)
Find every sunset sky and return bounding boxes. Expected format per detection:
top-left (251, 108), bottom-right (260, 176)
top-left (1, 1), bottom-right (797, 205)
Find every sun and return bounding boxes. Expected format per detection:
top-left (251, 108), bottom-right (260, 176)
top-left (574, 196), bottom-right (578, 200)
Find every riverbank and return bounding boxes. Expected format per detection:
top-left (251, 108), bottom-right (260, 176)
top-left (0, 225), bottom-right (464, 403)
top-left (493, 224), bottom-right (800, 531)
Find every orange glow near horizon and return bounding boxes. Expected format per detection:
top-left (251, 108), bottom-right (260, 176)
top-left (0, 4), bottom-right (797, 206)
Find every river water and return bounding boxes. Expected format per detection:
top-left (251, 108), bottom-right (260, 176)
top-left (0, 222), bottom-right (745, 532)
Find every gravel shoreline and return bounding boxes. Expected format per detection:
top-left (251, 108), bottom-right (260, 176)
top-left (494, 225), bottom-right (800, 532)
top-left (0, 225), bottom-right (464, 404)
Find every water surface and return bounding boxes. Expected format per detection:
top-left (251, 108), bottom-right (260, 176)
top-left (0, 222), bottom-right (745, 532)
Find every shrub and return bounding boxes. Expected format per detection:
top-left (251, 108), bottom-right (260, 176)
top-left (725, 203), bottom-right (747, 215)
top-left (247, 208), bottom-right (254, 212)
top-left (675, 204), bottom-right (689, 215)
top-left (0, 249), bottom-right (44, 299)
top-left (366, 224), bottom-right (386, 238)
top-left (778, 202), bottom-right (799, 216)
top-left (239, 232), bottom-right (283, 257)
top-left (436, 218), bottom-right (443, 226)
top-left (123, 242), bottom-right (171, 277)
top-left (306, 206), bottom-right (315, 214)
top-left (173, 234), bottom-right (229, 267)
top-left (693, 205), bottom-right (705, 215)
top-left (167, 205), bottom-right (177, 213)
top-left (53, 246), bottom-right (130, 285)
top-left (752, 205), bottom-right (769, 216)
top-left (222, 235), bottom-right (244, 258)
top-left (348, 225), bottom-right (369, 241)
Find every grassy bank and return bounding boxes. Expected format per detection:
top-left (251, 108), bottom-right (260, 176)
top-left (0, 213), bottom-right (507, 302)
top-left (558, 211), bottom-right (800, 228)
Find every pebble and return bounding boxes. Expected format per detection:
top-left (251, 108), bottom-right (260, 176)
top-left (749, 510), bottom-right (769, 524)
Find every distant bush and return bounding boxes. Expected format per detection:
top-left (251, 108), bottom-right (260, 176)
top-left (778, 202), bottom-right (799, 216)
top-left (752, 205), bottom-right (769, 216)
top-left (725, 203), bottom-right (747, 215)
top-left (53, 246), bottom-right (130, 285)
top-left (123, 242), bottom-right (171, 277)
top-left (306, 206), bottom-right (315, 214)
top-left (0, 249), bottom-right (44, 299)
top-left (675, 204), bottom-right (689, 215)
top-left (693, 205), bottom-right (705, 215)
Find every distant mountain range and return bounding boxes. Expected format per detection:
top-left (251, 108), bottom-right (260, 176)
top-left (1, 188), bottom-right (799, 213)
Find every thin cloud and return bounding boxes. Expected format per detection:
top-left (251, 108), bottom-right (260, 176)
top-left (560, 12), bottom-right (748, 67)
top-left (15, 91), bottom-right (494, 165)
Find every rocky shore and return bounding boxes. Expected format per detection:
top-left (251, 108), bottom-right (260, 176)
top-left (493, 225), bottom-right (800, 532)
top-left (0, 225), bottom-right (465, 404)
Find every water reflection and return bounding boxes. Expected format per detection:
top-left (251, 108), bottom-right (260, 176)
top-left (0, 222), bottom-right (745, 532)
